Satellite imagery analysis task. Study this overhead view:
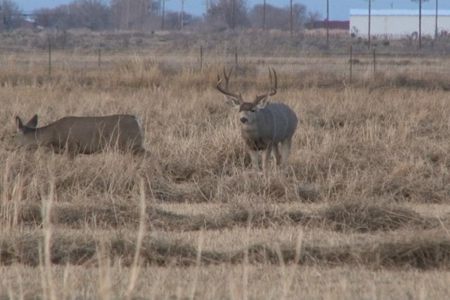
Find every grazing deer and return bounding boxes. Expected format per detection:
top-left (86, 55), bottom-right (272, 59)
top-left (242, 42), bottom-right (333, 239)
top-left (216, 67), bottom-right (298, 173)
top-left (13, 114), bottom-right (147, 157)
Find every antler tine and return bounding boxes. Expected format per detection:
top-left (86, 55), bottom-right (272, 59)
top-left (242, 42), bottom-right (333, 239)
top-left (254, 67), bottom-right (277, 102)
top-left (269, 67), bottom-right (277, 96)
top-left (223, 66), bottom-right (233, 87)
top-left (216, 66), bottom-right (242, 100)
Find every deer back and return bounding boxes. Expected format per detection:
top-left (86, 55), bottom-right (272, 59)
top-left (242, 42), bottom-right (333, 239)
top-left (15, 114), bottom-right (143, 154)
top-left (50, 115), bottom-right (143, 153)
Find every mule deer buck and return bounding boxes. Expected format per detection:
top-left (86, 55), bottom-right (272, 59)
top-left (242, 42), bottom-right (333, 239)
top-left (216, 67), bottom-right (298, 173)
top-left (13, 114), bottom-right (147, 157)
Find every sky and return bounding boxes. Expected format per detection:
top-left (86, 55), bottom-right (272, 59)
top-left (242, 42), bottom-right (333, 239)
top-left (15, 0), bottom-right (450, 21)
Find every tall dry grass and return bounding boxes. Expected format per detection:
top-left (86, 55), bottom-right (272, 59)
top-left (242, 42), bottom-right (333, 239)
top-left (2, 47), bottom-right (450, 299)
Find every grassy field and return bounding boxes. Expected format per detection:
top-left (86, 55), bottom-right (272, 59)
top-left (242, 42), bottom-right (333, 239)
top-left (2, 30), bottom-right (450, 299)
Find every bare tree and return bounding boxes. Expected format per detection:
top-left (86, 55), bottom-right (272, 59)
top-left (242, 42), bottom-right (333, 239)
top-left (161, 0), bottom-right (167, 30)
top-left (180, 0), bottom-right (185, 30)
top-left (305, 11), bottom-right (321, 29)
top-left (206, 0), bottom-right (249, 30)
top-left (0, 0), bottom-right (24, 31)
top-left (69, 0), bottom-right (110, 30)
top-left (163, 11), bottom-right (178, 29)
top-left (34, 1), bottom-right (110, 31)
top-left (163, 10), bottom-right (196, 30)
top-left (249, 3), bottom-right (305, 31)
top-left (290, 0), bottom-right (293, 37)
top-left (263, 0), bottom-right (266, 30)
top-left (110, 0), bottom-right (158, 30)
top-left (412, 0), bottom-right (430, 48)
top-left (290, 3), bottom-right (307, 32)
top-left (33, 6), bottom-right (71, 29)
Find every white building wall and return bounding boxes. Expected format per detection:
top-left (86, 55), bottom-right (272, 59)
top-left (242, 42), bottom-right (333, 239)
top-left (350, 10), bottom-right (450, 38)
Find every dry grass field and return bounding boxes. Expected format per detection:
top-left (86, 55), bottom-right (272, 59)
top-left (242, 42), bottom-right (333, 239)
top-left (2, 30), bottom-right (450, 299)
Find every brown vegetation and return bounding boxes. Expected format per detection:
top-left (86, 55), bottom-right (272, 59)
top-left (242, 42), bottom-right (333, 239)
top-left (2, 30), bottom-right (450, 299)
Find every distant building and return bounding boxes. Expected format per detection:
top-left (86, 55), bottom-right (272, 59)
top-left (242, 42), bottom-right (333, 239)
top-left (350, 9), bottom-right (450, 38)
top-left (313, 20), bottom-right (349, 30)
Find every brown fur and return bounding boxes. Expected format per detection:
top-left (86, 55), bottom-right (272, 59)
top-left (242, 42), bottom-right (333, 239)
top-left (13, 114), bottom-right (147, 157)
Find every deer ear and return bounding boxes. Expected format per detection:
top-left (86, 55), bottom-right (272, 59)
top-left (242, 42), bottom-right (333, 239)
top-left (225, 96), bottom-right (242, 109)
top-left (254, 95), bottom-right (270, 109)
top-left (25, 114), bottom-right (38, 128)
top-left (15, 116), bottom-right (24, 130)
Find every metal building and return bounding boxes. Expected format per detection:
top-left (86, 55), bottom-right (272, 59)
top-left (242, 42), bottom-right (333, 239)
top-left (350, 9), bottom-right (450, 38)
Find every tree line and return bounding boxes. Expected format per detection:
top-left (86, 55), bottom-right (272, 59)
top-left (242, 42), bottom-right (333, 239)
top-left (0, 0), bottom-right (320, 32)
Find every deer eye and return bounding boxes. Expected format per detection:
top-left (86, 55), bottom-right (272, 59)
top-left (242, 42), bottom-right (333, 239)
top-left (250, 108), bottom-right (256, 113)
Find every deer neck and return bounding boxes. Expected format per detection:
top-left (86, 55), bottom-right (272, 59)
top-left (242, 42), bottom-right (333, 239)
top-left (241, 123), bottom-right (265, 150)
top-left (33, 126), bottom-right (54, 145)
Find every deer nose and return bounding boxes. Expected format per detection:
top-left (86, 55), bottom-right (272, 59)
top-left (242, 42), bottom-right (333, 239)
top-left (240, 117), bottom-right (248, 124)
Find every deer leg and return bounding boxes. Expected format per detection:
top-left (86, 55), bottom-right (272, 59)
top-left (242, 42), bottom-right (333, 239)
top-left (65, 139), bottom-right (80, 159)
top-left (262, 145), bottom-right (272, 175)
top-left (279, 138), bottom-right (292, 168)
top-left (248, 149), bottom-right (259, 171)
top-left (272, 143), bottom-right (281, 166)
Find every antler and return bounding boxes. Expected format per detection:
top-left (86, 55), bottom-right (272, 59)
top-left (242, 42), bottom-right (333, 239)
top-left (254, 67), bottom-right (277, 103)
top-left (216, 67), bottom-right (243, 101)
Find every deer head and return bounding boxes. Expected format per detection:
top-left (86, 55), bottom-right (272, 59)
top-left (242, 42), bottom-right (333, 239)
top-left (216, 67), bottom-right (277, 125)
top-left (13, 115), bottom-right (39, 148)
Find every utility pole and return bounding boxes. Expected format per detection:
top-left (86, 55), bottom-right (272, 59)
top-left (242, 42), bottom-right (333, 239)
top-left (263, 0), bottom-right (266, 31)
top-left (126, 0), bottom-right (130, 30)
top-left (290, 0), bottom-right (293, 38)
top-left (161, 0), bottom-right (166, 30)
top-left (181, 0), bottom-right (185, 30)
top-left (231, 0), bottom-right (236, 30)
top-left (411, 0), bottom-right (430, 48)
top-left (419, 0), bottom-right (422, 48)
top-left (326, 0), bottom-right (329, 47)
top-left (368, 0), bottom-right (372, 49)
top-left (435, 0), bottom-right (438, 39)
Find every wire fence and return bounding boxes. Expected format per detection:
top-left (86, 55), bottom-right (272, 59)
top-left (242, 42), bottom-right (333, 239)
top-left (0, 43), bottom-right (449, 81)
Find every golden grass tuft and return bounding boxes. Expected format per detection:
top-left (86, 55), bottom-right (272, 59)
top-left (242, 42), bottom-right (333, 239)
top-left (3, 43), bottom-right (450, 298)
top-left (3, 229), bottom-right (450, 270)
top-left (322, 202), bottom-right (428, 232)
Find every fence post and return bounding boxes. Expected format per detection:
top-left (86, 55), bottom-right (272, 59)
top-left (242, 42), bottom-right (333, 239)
top-left (98, 48), bottom-right (101, 68)
top-left (48, 38), bottom-right (52, 77)
top-left (200, 45), bottom-right (203, 71)
top-left (372, 49), bottom-right (376, 74)
top-left (349, 45), bottom-right (353, 84)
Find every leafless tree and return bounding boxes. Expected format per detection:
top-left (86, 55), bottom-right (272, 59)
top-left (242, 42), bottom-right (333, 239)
top-left (69, 0), bottom-right (110, 30)
top-left (0, 0), bottom-right (24, 31)
top-left (305, 11), bottom-right (321, 29)
top-left (249, 3), bottom-right (306, 31)
top-left (33, 6), bottom-right (70, 29)
top-left (206, 0), bottom-right (249, 30)
top-left (163, 10), bottom-right (196, 30)
top-left (34, 0), bottom-right (110, 31)
top-left (110, 0), bottom-right (159, 30)
top-left (289, 0), bottom-right (293, 37)
top-left (263, 0), bottom-right (266, 30)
